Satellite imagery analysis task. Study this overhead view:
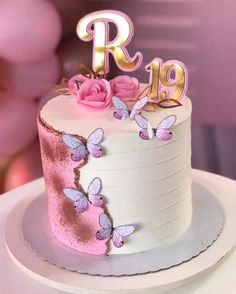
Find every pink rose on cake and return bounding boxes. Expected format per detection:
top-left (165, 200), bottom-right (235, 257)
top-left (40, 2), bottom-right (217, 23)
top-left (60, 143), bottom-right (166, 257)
top-left (76, 78), bottom-right (112, 111)
top-left (68, 74), bottom-right (89, 96)
top-left (110, 75), bottom-right (140, 102)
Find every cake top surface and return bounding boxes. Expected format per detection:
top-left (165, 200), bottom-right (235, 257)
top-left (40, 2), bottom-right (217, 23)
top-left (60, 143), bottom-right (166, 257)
top-left (40, 92), bottom-right (192, 138)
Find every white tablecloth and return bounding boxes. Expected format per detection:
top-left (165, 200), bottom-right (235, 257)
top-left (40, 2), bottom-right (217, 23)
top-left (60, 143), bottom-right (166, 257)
top-left (0, 170), bottom-right (236, 294)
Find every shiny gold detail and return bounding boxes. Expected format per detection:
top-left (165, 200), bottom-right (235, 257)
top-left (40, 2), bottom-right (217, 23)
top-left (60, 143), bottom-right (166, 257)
top-left (159, 62), bottom-right (186, 101)
top-left (51, 78), bottom-right (70, 96)
top-left (78, 64), bottom-right (106, 79)
top-left (143, 102), bottom-right (158, 112)
top-left (134, 84), bottom-right (151, 101)
top-left (77, 11), bottom-right (143, 74)
top-left (145, 58), bottom-right (187, 109)
top-left (157, 99), bottom-right (182, 108)
top-left (38, 116), bottom-right (63, 136)
top-left (145, 59), bottom-right (161, 100)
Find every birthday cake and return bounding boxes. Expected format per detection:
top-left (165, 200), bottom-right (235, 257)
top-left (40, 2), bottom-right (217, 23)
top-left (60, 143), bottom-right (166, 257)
top-left (38, 10), bottom-right (191, 256)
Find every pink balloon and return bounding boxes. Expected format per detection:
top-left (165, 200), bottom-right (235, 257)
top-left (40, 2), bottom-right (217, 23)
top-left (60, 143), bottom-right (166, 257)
top-left (0, 0), bottom-right (62, 63)
top-left (4, 139), bottom-right (43, 192)
top-left (49, 0), bottom-right (85, 39)
top-left (58, 37), bottom-right (92, 78)
top-left (0, 93), bottom-right (38, 156)
top-left (3, 54), bottom-right (61, 98)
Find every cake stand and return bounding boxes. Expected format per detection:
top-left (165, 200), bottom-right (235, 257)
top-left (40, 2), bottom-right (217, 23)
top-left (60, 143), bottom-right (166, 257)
top-left (1, 169), bottom-right (236, 294)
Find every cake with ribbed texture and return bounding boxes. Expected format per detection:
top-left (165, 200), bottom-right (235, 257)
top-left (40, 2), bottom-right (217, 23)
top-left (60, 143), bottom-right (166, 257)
top-left (38, 86), bottom-right (192, 255)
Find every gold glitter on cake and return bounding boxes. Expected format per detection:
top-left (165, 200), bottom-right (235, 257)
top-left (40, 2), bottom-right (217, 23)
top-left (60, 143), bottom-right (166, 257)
top-left (51, 174), bottom-right (65, 195)
top-left (59, 199), bottom-right (77, 225)
top-left (41, 137), bottom-right (56, 162)
top-left (75, 216), bottom-right (94, 243)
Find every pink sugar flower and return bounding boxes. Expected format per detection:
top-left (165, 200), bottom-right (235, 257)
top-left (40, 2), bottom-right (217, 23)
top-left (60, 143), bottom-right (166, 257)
top-left (110, 75), bottom-right (140, 102)
top-left (76, 78), bottom-right (112, 111)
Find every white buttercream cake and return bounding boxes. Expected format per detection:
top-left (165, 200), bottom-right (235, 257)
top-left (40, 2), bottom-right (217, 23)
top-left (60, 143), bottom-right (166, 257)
top-left (38, 85), bottom-right (192, 255)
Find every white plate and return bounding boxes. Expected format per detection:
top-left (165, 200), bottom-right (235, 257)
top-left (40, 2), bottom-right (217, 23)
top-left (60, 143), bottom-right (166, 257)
top-left (4, 172), bottom-right (236, 293)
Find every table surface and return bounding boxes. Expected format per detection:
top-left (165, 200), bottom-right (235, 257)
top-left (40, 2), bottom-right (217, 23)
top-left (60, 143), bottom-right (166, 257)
top-left (0, 170), bottom-right (236, 294)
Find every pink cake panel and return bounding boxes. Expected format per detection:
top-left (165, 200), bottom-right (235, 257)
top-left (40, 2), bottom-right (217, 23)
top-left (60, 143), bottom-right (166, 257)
top-left (37, 118), bottom-right (108, 255)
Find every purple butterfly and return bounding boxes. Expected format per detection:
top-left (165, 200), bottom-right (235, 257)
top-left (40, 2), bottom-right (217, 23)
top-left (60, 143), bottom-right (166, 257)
top-left (96, 213), bottom-right (135, 248)
top-left (62, 128), bottom-right (104, 162)
top-left (134, 114), bottom-right (177, 141)
top-left (63, 177), bottom-right (104, 213)
top-left (112, 96), bottom-right (148, 120)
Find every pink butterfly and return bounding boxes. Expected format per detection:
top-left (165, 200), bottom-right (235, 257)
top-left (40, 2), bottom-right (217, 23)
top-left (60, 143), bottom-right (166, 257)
top-left (112, 96), bottom-right (148, 120)
top-left (62, 128), bottom-right (104, 162)
top-left (96, 213), bottom-right (135, 248)
top-left (134, 114), bottom-right (177, 141)
top-left (63, 177), bottom-right (104, 213)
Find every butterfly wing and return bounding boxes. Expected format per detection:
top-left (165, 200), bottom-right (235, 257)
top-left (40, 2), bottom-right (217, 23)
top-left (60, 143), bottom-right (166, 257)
top-left (112, 96), bottom-right (129, 120)
top-left (115, 225), bottom-right (135, 237)
top-left (87, 177), bottom-right (102, 195)
top-left (156, 115), bottom-right (177, 141)
top-left (99, 213), bottom-right (112, 229)
top-left (112, 225), bottom-right (135, 248)
top-left (75, 196), bottom-right (89, 213)
top-left (87, 177), bottom-right (104, 207)
top-left (112, 230), bottom-right (124, 248)
top-left (71, 144), bottom-right (87, 161)
top-left (87, 128), bottom-right (104, 145)
top-left (63, 188), bottom-right (88, 213)
top-left (157, 115), bottom-right (177, 129)
top-left (87, 128), bottom-right (104, 158)
top-left (96, 213), bottom-right (113, 240)
top-left (96, 228), bottom-right (112, 240)
top-left (88, 194), bottom-right (104, 207)
top-left (63, 188), bottom-right (84, 202)
top-left (62, 134), bottom-right (83, 149)
top-left (134, 114), bottom-right (154, 140)
top-left (62, 134), bottom-right (86, 161)
top-left (130, 96), bottom-right (148, 120)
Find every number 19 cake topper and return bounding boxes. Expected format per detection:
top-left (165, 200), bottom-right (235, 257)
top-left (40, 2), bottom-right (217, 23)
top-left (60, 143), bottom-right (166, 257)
top-left (146, 58), bottom-right (188, 105)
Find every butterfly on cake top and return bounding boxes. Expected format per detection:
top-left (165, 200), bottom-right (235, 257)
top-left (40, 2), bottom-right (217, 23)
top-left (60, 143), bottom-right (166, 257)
top-left (135, 114), bottom-right (177, 141)
top-left (112, 95), bottom-right (148, 120)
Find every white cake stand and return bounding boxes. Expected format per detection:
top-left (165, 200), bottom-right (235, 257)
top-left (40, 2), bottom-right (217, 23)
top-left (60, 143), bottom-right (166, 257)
top-left (4, 170), bottom-right (236, 294)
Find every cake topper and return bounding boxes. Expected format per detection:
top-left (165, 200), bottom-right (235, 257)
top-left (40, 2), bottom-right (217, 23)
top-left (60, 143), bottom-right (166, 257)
top-left (64, 177), bottom-right (104, 213)
top-left (134, 114), bottom-right (177, 141)
top-left (145, 58), bottom-right (188, 105)
top-left (96, 213), bottom-right (135, 248)
top-left (77, 10), bottom-right (143, 75)
top-left (112, 96), bottom-right (148, 120)
top-left (62, 128), bottom-right (104, 161)
top-left (56, 10), bottom-right (189, 111)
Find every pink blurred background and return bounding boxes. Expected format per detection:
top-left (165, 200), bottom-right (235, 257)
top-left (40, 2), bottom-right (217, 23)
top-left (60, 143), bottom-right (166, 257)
top-left (0, 0), bottom-right (236, 193)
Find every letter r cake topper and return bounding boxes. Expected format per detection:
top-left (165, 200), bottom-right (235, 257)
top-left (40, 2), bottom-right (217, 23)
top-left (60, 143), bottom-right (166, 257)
top-left (77, 10), bottom-right (143, 75)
